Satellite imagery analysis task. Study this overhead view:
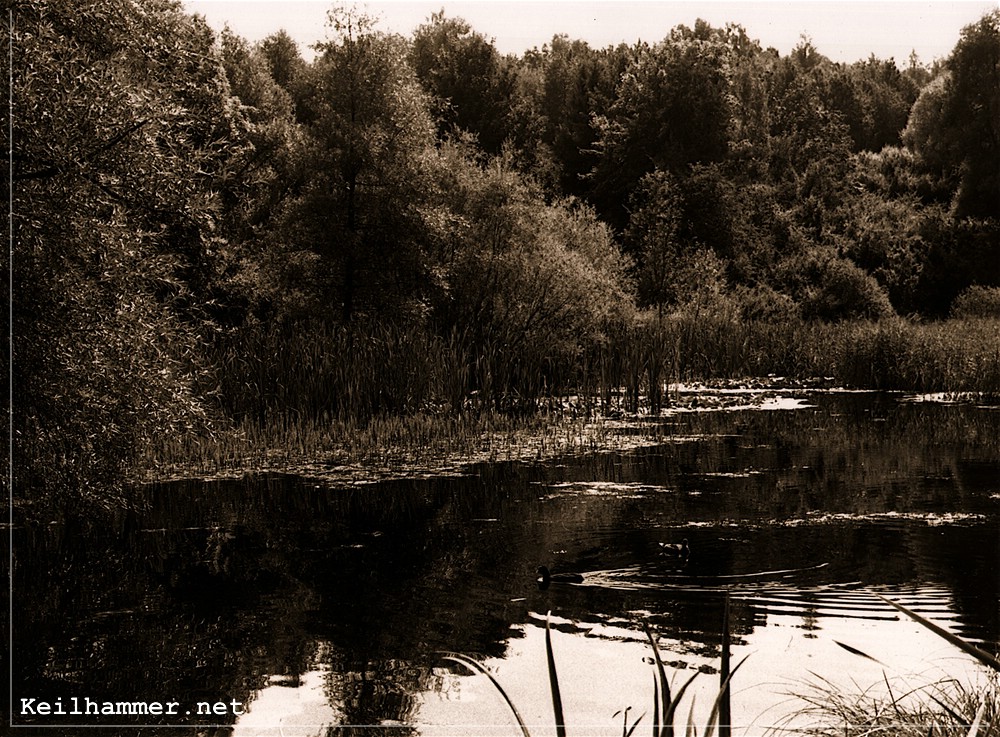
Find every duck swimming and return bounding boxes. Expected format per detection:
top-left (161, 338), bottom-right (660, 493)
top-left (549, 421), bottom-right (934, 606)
top-left (536, 566), bottom-right (584, 588)
top-left (658, 539), bottom-right (690, 557)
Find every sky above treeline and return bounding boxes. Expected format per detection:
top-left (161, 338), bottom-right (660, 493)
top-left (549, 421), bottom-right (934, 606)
top-left (184, 1), bottom-right (997, 65)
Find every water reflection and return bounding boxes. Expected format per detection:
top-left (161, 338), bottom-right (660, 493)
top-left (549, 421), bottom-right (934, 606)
top-left (9, 393), bottom-right (1000, 735)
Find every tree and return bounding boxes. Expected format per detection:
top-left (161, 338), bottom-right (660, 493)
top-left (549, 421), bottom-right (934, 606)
top-left (912, 216), bottom-right (1000, 316)
top-left (590, 24), bottom-right (733, 227)
top-left (726, 29), bottom-right (775, 177)
top-left (623, 171), bottom-right (687, 310)
top-left (624, 170), bottom-right (731, 311)
top-left (829, 183), bottom-right (932, 314)
top-left (11, 0), bottom-right (245, 509)
top-left (778, 249), bottom-right (895, 321)
top-left (939, 10), bottom-right (1000, 218)
top-left (890, 10), bottom-right (1000, 312)
top-left (212, 28), bottom-right (308, 324)
top-left (258, 29), bottom-right (306, 91)
top-left (409, 12), bottom-right (519, 154)
top-left (428, 144), bottom-right (634, 405)
top-left (827, 57), bottom-right (919, 152)
top-left (904, 11), bottom-right (1000, 218)
top-left (760, 45), bottom-right (856, 243)
top-left (271, 7), bottom-right (438, 323)
top-left (533, 36), bottom-right (630, 198)
top-left (901, 74), bottom-right (956, 192)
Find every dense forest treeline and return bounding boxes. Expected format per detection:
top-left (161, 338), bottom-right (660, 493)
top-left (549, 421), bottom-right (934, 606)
top-left (9, 1), bottom-right (1000, 510)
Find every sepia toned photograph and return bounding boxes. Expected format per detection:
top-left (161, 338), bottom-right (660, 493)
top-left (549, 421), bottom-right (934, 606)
top-left (7, 1), bottom-right (1000, 735)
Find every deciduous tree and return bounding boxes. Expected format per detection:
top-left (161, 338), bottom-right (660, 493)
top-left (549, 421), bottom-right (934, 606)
top-left (12, 0), bottom-right (245, 508)
top-left (410, 12), bottom-right (518, 154)
top-left (590, 24), bottom-right (733, 227)
top-left (273, 7), bottom-right (438, 322)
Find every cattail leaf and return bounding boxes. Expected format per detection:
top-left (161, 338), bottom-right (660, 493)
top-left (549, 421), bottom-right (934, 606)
top-left (875, 593), bottom-right (1000, 672)
top-left (546, 612), bottom-right (567, 737)
top-left (703, 654), bottom-right (750, 737)
top-left (644, 622), bottom-right (672, 736)
top-left (834, 639), bottom-right (885, 665)
top-left (441, 652), bottom-right (532, 737)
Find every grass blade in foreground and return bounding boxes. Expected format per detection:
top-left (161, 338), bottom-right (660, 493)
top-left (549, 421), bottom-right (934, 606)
top-left (441, 652), bottom-right (532, 737)
top-left (875, 593), bottom-right (1000, 673)
top-left (652, 673), bottom-right (660, 737)
top-left (930, 691), bottom-right (977, 726)
top-left (644, 622), bottom-right (673, 736)
top-left (665, 672), bottom-right (700, 731)
top-left (614, 706), bottom-right (645, 737)
top-left (967, 700), bottom-right (987, 737)
top-left (834, 639), bottom-right (886, 665)
top-left (644, 620), bottom-right (701, 736)
top-left (685, 698), bottom-right (697, 737)
top-left (719, 591), bottom-right (731, 737)
top-left (546, 612), bottom-right (567, 737)
top-left (702, 654), bottom-right (750, 737)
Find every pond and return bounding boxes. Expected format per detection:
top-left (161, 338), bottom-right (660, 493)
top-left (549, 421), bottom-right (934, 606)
top-left (9, 389), bottom-right (1000, 736)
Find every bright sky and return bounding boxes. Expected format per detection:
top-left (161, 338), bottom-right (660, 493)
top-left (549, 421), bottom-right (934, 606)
top-left (184, 1), bottom-right (997, 65)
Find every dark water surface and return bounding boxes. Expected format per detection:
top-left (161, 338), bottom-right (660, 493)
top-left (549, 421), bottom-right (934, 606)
top-left (10, 392), bottom-right (1000, 736)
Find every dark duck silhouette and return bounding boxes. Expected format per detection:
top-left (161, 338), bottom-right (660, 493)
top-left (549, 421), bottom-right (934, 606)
top-left (536, 566), bottom-right (584, 589)
top-left (658, 539), bottom-right (690, 558)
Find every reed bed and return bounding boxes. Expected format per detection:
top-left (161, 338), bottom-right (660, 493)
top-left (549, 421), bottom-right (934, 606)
top-left (623, 313), bottom-right (1000, 395)
top-left (816, 318), bottom-right (1000, 394)
top-left (213, 314), bottom-right (1000, 426)
top-left (141, 406), bottom-right (627, 482)
top-left (216, 315), bottom-right (1000, 413)
top-left (143, 314), bottom-right (999, 477)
